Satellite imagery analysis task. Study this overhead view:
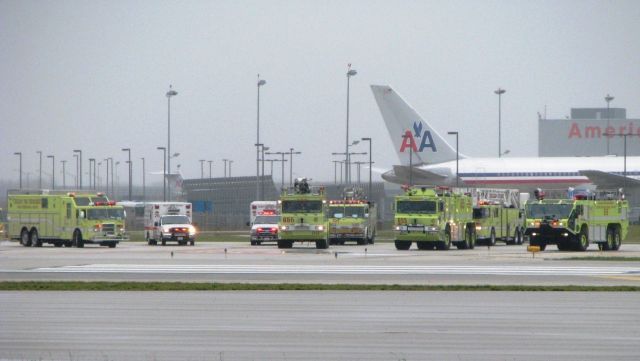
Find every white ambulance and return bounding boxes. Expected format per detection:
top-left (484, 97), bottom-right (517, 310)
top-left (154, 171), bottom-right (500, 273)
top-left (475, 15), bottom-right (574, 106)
top-left (144, 202), bottom-right (196, 246)
top-left (248, 201), bottom-right (279, 245)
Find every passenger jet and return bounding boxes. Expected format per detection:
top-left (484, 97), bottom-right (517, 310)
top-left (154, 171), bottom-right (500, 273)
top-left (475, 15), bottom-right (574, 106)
top-left (371, 85), bottom-right (640, 190)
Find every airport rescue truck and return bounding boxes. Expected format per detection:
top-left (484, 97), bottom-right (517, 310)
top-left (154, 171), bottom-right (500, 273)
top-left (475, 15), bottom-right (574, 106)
top-left (144, 202), bottom-right (196, 246)
top-left (393, 186), bottom-right (477, 250)
top-left (7, 191), bottom-right (127, 248)
top-left (472, 188), bottom-right (525, 246)
top-left (524, 189), bottom-right (628, 251)
top-left (328, 188), bottom-right (377, 245)
top-left (248, 201), bottom-right (280, 245)
top-left (277, 178), bottom-right (329, 249)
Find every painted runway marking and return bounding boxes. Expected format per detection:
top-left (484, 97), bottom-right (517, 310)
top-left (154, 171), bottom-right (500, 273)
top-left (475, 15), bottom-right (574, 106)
top-left (18, 264), bottom-right (640, 276)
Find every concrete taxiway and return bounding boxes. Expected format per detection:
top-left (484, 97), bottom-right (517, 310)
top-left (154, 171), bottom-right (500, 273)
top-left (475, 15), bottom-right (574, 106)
top-left (1, 291), bottom-right (639, 361)
top-left (1, 241), bottom-right (640, 285)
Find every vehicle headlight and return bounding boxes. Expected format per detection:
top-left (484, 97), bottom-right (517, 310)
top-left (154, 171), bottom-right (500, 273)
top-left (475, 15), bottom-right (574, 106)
top-left (475, 225), bottom-right (482, 230)
top-left (162, 227), bottom-right (171, 233)
top-left (316, 225), bottom-right (324, 231)
top-left (280, 225), bottom-right (288, 231)
top-left (189, 226), bottom-right (196, 236)
top-left (394, 226), bottom-right (401, 231)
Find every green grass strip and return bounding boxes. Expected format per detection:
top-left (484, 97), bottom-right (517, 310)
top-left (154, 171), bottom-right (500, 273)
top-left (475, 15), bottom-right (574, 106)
top-left (1, 281), bottom-right (639, 292)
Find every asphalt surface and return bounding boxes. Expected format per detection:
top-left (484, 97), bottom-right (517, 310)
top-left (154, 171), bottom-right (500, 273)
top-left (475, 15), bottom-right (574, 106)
top-left (1, 240), bottom-right (640, 285)
top-left (2, 291), bottom-right (639, 361)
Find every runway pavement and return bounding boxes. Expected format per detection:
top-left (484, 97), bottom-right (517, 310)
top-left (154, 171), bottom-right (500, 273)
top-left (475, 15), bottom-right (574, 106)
top-left (1, 241), bottom-right (640, 285)
top-left (1, 291), bottom-right (639, 361)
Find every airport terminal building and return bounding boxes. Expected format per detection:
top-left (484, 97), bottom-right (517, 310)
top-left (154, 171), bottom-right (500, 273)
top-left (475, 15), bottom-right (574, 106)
top-left (539, 107), bottom-right (640, 156)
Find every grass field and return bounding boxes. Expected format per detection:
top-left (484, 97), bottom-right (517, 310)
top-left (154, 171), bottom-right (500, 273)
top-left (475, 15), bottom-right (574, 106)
top-left (1, 281), bottom-right (639, 292)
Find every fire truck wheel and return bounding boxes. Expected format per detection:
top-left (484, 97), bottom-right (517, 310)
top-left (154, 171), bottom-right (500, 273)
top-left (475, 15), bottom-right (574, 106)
top-left (394, 240), bottom-right (411, 250)
top-left (161, 240), bottom-right (166, 246)
top-left (148, 239), bottom-right (157, 246)
top-left (108, 243), bottom-right (116, 248)
top-left (73, 230), bottom-right (84, 248)
top-left (488, 228), bottom-right (496, 246)
top-left (250, 240), bottom-right (257, 246)
top-left (277, 240), bottom-right (293, 249)
top-left (30, 229), bottom-right (42, 247)
top-left (417, 241), bottom-right (433, 250)
top-left (369, 231), bottom-right (376, 244)
top-left (357, 238), bottom-right (367, 245)
top-left (190, 240), bottom-right (195, 246)
top-left (54, 242), bottom-right (63, 247)
top-left (315, 239), bottom-right (329, 249)
top-left (600, 228), bottom-right (614, 251)
top-left (436, 230), bottom-right (452, 250)
top-left (20, 228), bottom-right (31, 247)
top-left (575, 227), bottom-right (589, 252)
top-left (468, 227), bottom-right (476, 249)
top-left (612, 227), bottom-right (622, 251)
top-left (557, 241), bottom-right (571, 251)
top-left (516, 228), bottom-right (524, 245)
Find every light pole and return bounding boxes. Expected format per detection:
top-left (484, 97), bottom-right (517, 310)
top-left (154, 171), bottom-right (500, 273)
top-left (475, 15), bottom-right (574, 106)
top-left (140, 157), bottom-right (145, 201)
top-left (256, 76), bottom-right (267, 201)
top-left (361, 137), bottom-right (373, 198)
top-left (73, 149), bottom-right (82, 189)
top-left (47, 155), bottom-right (55, 189)
top-left (222, 159), bottom-right (228, 178)
top-left (103, 158), bottom-right (110, 197)
top-left (208, 160), bottom-right (213, 178)
top-left (97, 161), bottom-right (102, 189)
top-left (494, 88), bottom-right (506, 158)
top-left (115, 161), bottom-right (120, 201)
top-left (229, 160), bottom-right (233, 177)
top-left (260, 145), bottom-right (270, 199)
top-left (37, 150), bottom-right (42, 189)
top-left (447, 131), bottom-right (459, 187)
top-left (332, 160), bottom-right (341, 185)
top-left (14, 152), bottom-right (22, 189)
top-left (61, 160), bottom-right (67, 189)
top-left (88, 158), bottom-right (95, 189)
top-left (109, 158), bottom-right (114, 198)
top-left (345, 65), bottom-right (358, 186)
top-left (157, 147), bottom-right (166, 202)
top-left (605, 94), bottom-right (614, 155)
top-left (289, 148), bottom-right (302, 187)
top-left (199, 160), bottom-right (205, 179)
top-left (255, 143), bottom-right (264, 200)
top-left (266, 151), bottom-right (288, 190)
top-left (121, 148), bottom-right (132, 200)
top-left (166, 85), bottom-right (178, 185)
top-left (73, 153), bottom-right (79, 188)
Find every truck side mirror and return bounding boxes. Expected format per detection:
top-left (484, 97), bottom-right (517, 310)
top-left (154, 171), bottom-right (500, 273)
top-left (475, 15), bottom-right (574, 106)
top-left (154, 222), bottom-right (159, 227)
top-left (246, 221), bottom-right (250, 227)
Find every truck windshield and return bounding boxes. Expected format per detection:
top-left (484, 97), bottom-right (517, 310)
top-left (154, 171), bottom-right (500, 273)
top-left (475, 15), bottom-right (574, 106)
top-left (397, 200), bottom-right (437, 214)
top-left (86, 208), bottom-right (125, 220)
top-left (254, 215), bottom-right (280, 224)
top-left (526, 203), bottom-right (573, 219)
top-left (74, 196), bottom-right (109, 206)
top-left (473, 208), bottom-right (490, 219)
top-left (282, 200), bottom-right (323, 213)
top-left (330, 206), bottom-right (365, 218)
top-left (161, 215), bottom-right (190, 225)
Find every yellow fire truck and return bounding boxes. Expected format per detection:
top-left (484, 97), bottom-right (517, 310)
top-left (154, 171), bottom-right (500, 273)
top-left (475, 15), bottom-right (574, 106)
top-left (472, 188), bottom-right (525, 246)
top-left (328, 188), bottom-right (377, 245)
top-left (393, 186), bottom-right (477, 250)
top-left (277, 178), bottom-right (329, 249)
top-left (7, 191), bottom-right (127, 248)
top-left (524, 189), bottom-right (628, 251)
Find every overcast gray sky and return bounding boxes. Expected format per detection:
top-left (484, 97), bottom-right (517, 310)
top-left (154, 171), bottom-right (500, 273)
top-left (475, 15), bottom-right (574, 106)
top-left (1, 0), bottom-right (639, 188)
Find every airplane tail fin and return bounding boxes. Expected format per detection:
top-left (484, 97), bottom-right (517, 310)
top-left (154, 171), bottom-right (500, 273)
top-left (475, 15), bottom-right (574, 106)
top-left (370, 85), bottom-right (462, 165)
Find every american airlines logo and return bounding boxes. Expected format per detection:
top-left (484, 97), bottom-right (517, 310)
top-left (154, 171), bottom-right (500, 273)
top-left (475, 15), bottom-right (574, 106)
top-left (568, 122), bottom-right (640, 138)
top-left (400, 121), bottom-right (437, 153)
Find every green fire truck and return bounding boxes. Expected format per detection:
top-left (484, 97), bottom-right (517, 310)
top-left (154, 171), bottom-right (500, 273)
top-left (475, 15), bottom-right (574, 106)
top-left (472, 188), bottom-right (525, 246)
top-left (328, 188), bottom-right (377, 245)
top-left (524, 189), bottom-right (628, 251)
top-left (7, 191), bottom-right (127, 248)
top-left (393, 186), bottom-right (476, 250)
top-left (277, 178), bottom-right (329, 249)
